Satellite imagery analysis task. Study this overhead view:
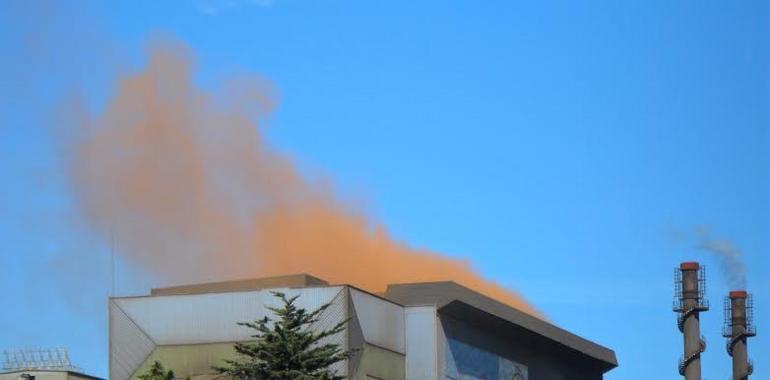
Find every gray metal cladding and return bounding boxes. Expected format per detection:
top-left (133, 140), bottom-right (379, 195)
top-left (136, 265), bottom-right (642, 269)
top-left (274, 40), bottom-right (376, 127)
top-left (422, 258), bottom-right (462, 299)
top-left (387, 282), bottom-right (616, 369)
top-left (436, 315), bottom-right (448, 380)
top-left (405, 306), bottom-right (438, 380)
top-left (354, 343), bottom-right (407, 380)
top-left (109, 301), bottom-right (156, 380)
top-left (347, 290), bottom-right (366, 377)
top-left (350, 288), bottom-right (406, 354)
top-left (113, 286), bottom-right (343, 345)
top-left (309, 287), bottom-right (348, 377)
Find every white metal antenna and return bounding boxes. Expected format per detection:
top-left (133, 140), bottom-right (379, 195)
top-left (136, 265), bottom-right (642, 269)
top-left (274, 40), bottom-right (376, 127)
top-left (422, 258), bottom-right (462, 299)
top-left (111, 231), bottom-right (115, 297)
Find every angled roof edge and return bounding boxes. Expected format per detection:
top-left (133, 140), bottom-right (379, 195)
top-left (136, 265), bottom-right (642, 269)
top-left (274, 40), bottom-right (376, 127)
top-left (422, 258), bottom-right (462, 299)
top-left (149, 273), bottom-right (329, 296)
top-left (384, 281), bottom-right (617, 369)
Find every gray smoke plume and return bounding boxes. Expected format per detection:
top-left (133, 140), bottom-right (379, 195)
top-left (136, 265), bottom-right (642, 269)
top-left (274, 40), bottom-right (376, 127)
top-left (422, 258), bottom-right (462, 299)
top-left (696, 227), bottom-right (747, 290)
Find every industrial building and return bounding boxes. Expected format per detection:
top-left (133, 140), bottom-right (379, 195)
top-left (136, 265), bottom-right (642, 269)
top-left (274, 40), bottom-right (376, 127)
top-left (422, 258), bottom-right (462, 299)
top-left (0, 370), bottom-right (102, 380)
top-left (110, 274), bottom-right (617, 380)
top-left (0, 348), bottom-right (104, 380)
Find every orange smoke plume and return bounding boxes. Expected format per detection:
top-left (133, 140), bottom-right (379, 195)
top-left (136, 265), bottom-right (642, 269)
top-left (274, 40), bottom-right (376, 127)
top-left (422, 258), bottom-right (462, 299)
top-left (69, 41), bottom-right (539, 316)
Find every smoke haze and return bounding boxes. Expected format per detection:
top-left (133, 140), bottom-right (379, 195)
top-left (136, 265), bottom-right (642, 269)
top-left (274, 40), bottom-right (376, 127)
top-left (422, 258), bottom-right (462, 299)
top-left (696, 228), bottom-right (747, 290)
top-left (67, 41), bottom-right (539, 316)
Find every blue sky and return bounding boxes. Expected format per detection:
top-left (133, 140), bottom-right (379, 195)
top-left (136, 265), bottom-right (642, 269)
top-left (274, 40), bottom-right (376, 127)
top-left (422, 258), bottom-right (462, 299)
top-left (1, 1), bottom-right (768, 379)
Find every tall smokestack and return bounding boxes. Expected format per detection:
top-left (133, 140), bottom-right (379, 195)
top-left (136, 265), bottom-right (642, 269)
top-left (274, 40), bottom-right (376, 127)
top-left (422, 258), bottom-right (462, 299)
top-left (674, 262), bottom-right (709, 380)
top-left (723, 290), bottom-right (756, 380)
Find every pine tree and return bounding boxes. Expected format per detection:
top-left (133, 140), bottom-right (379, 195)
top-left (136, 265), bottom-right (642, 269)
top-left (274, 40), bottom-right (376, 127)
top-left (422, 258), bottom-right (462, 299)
top-left (137, 361), bottom-right (175, 380)
top-left (214, 291), bottom-right (355, 380)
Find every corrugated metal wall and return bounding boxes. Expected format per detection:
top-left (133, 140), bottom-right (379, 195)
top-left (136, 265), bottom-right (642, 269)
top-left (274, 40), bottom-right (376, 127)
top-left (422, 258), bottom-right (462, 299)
top-left (436, 315), bottom-right (448, 380)
top-left (110, 301), bottom-right (155, 380)
top-left (111, 286), bottom-right (348, 379)
top-left (114, 287), bottom-right (343, 345)
top-left (311, 287), bottom-right (348, 377)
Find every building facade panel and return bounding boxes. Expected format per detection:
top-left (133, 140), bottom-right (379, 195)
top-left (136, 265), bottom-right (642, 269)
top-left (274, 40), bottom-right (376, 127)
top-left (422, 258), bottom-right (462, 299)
top-left (109, 278), bottom-right (616, 380)
top-left (350, 288), bottom-right (405, 354)
top-left (313, 288), bottom-right (349, 377)
top-left (0, 371), bottom-right (103, 380)
top-left (405, 306), bottom-right (438, 380)
top-left (354, 343), bottom-right (406, 380)
top-left (109, 301), bottom-right (156, 380)
top-left (0, 372), bottom-right (68, 380)
top-left (115, 286), bottom-right (343, 345)
top-left (128, 342), bottom-right (236, 380)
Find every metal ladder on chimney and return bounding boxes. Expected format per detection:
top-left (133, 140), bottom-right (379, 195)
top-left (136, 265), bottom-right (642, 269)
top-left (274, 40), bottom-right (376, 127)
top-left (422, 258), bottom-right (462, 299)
top-left (678, 335), bottom-right (706, 376)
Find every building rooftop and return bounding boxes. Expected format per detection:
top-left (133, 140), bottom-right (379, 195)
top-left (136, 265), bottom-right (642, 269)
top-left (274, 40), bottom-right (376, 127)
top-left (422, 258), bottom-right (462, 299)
top-left (386, 281), bottom-right (618, 371)
top-left (150, 273), bottom-right (329, 296)
top-left (145, 274), bottom-right (617, 372)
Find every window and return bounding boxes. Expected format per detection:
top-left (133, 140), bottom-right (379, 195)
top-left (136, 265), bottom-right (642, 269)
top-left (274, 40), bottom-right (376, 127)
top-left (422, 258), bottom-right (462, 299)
top-left (444, 338), bottom-right (528, 380)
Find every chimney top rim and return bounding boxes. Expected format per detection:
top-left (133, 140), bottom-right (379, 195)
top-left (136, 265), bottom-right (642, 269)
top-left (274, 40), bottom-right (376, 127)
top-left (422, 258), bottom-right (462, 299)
top-left (729, 290), bottom-right (748, 298)
top-left (680, 262), bottom-right (700, 270)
